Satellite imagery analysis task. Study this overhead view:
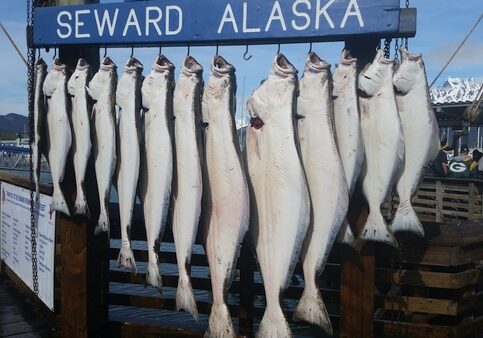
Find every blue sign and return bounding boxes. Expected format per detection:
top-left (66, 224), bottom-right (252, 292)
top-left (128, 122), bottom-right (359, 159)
top-left (33, 0), bottom-right (403, 47)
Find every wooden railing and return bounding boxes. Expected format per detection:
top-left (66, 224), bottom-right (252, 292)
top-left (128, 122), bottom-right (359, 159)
top-left (383, 177), bottom-right (483, 223)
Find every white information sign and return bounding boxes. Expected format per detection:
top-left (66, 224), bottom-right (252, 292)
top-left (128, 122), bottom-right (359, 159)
top-left (0, 182), bottom-right (56, 311)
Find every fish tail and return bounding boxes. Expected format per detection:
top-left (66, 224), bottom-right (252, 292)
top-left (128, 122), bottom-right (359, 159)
top-left (94, 209), bottom-right (110, 236)
top-left (338, 219), bottom-right (364, 252)
top-left (145, 261), bottom-right (162, 291)
top-left (256, 306), bottom-right (292, 338)
top-left (204, 303), bottom-right (235, 338)
top-left (73, 186), bottom-right (89, 217)
top-left (390, 200), bottom-right (424, 237)
top-left (117, 246), bottom-right (137, 274)
top-left (52, 189), bottom-right (70, 216)
top-left (359, 210), bottom-right (398, 247)
top-left (293, 288), bottom-right (333, 336)
top-left (176, 272), bottom-right (199, 321)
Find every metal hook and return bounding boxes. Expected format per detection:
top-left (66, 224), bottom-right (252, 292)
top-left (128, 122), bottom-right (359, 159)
top-left (130, 46), bottom-right (134, 58)
top-left (52, 48), bottom-right (57, 60)
top-left (215, 44), bottom-right (219, 56)
top-left (277, 43), bottom-right (281, 54)
top-left (243, 45), bottom-right (252, 61)
top-left (103, 47), bottom-right (107, 58)
top-left (308, 42), bottom-right (313, 54)
top-left (36, 48), bottom-right (41, 59)
top-left (187, 44), bottom-right (190, 56)
top-left (159, 45), bottom-right (162, 55)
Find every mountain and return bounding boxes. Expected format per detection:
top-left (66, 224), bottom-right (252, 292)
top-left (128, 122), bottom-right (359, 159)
top-left (0, 113), bottom-right (28, 137)
top-left (430, 77), bottom-right (482, 105)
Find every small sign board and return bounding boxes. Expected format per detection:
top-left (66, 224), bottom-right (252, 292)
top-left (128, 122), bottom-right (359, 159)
top-left (0, 182), bottom-right (56, 311)
top-left (33, 0), bottom-right (408, 47)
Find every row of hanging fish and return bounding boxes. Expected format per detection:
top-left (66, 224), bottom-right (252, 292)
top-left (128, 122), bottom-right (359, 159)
top-left (32, 46), bottom-right (439, 337)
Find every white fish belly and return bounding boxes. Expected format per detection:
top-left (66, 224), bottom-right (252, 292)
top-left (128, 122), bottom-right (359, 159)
top-left (72, 97), bottom-right (91, 186)
top-left (142, 111), bottom-right (172, 241)
top-left (47, 91), bottom-right (71, 188)
top-left (247, 127), bottom-right (309, 299)
top-left (205, 136), bottom-right (249, 302)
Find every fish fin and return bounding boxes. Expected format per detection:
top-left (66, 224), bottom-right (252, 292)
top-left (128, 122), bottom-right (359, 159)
top-left (94, 208), bottom-right (110, 236)
top-left (337, 218), bottom-right (364, 251)
top-left (359, 210), bottom-right (398, 247)
top-left (117, 247), bottom-right (137, 274)
top-left (176, 273), bottom-right (199, 321)
top-left (293, 288), bottom-right (333, 336)
top-left (256, 306), bottom-right (291, 338)
top-left (73, 187), bottom-right (89, 217)
top-left (390, 201), bottom-right (424, 237)
top-left (52, 190), bottom-right (70, 216)
top-left (145, 261), bottom-right (162, 292)
top-left (204, 303), bottom-right (235, 338)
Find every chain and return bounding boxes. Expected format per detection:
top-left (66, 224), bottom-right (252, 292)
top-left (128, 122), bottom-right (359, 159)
top-left (27, 0), bottom-right (39, 296)
top-left (384, 38), bottom-right (392, 59)
top-left (394, 39), bottom-right (399, 60)
top-left (404, 0), bottom-right (409, 49)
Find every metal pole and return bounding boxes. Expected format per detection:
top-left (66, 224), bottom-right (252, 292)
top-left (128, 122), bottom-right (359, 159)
top-left (0, 21), bottom-right (27, 66)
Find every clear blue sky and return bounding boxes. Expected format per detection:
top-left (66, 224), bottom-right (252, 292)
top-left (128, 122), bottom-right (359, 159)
top-left (0, 0), bottom-right (481, 117)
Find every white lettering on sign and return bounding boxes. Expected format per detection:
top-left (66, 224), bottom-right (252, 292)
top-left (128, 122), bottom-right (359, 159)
top-left (146, 6), bottom-right (162, 35)
top-left (166, 5), bottom-right (182, 35)
top-left (123, 8), bottom-right (142, 37)
top-left (265, 1), bottom-right (287, 32)
top-left (341, 0), bottom-right (364, 28)
top-left (57, 11), bottom-right (72, 39)
top-left (75, 9), bottom-right (91, 38)
top-left (94, 9), bottom-right (118, 36)
top-left (292, 0), bottom-right (311, 31)
top-left (243, 2), bottom-right (261, 33)
top-left (316, 0), bottom-right (335, 29)
top-left (218, 4), bottom-right (238, 34)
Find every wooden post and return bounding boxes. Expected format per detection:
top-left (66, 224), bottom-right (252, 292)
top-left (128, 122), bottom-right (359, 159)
top-left (238, 242), bottom-right (255, 337)
top-left (340, 38), bottom-right (379, 338)
top-left (53, 1), bottom-right (106, 337)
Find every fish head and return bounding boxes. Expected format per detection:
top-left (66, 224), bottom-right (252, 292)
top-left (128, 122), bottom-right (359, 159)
top-left (43, 58), bottom-right (67, 97)
top-left (181, 55), bottom-right (203, 79)
top-left (247, 54), bottom-right (297, 128)
top-left (302, 52), bottom-right (331, 94)
top-left (87, 57), bottom-right (117, 101)
top-left (116, 57), bottom-right (144, 106)
top-left (358, 49), bottom-right (393, 97)
top-left (141, 55), bottom-right (175, 109)
top-left (67, 58), bottom-right (91, 96)
top-left (332, 49), bottom-right (357, 98)
top-left (393, 48), bottom-right (425, 94)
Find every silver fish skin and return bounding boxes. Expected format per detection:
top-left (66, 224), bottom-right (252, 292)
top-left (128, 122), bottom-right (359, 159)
top-left (172, 56), bottom-right (203, 320)
top-left (391, 48), bottom-right (440, 236)
top-left (202, 55), bottom-right (249, 338)
top-left (333, 49), bottom-right (364, 247)
top-left (294, 52), bottom-right (348, 335)
top-left (33, 58), bottom-right (47, 206)
top-left (67, 58), bottom-right (92, 216)
top-left (358, 49), bottom-right (403, 247)
top-left (115, 57), bottom-right (144, 273)
top-left (139, 55), bottom-right (175, 291)
top-left (43, 58), bottom-right (71, 216)
top-left (246, 54), bottom-right (310, 338)
top-left (87, 57), bottom-right (117, 235)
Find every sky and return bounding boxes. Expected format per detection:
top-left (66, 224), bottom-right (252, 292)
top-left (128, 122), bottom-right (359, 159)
top-left (0, 0), bottom-right (481, 117)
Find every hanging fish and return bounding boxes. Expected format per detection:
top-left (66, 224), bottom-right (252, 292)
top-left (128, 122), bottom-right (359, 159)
top-left (33, 58), bottom-right (47, 206)
top-left (115, 57), bottom-right (143, 273)
top-left (172, 56), bottom-right (204, 320)
top-left (294, 52), bottom-right (348, 335)
top-left (86, 57), bottom-right (117, 235)
top-left (391, 48), bottom-right (440, 236)
top-left (358, 49), bottom-right (403, 246)
top-left (43, 58), bottom-right (71, 216)
top-left (202, 55), bottom-right (249, 338)
top-left (246, 54), bottom-right (309, 338)
top-left (67, 58), bottom-right (92, 216)
top-left (333, 49), bottom-right (364, 246)
top-left (139, 55), bottom-right (175, 290)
